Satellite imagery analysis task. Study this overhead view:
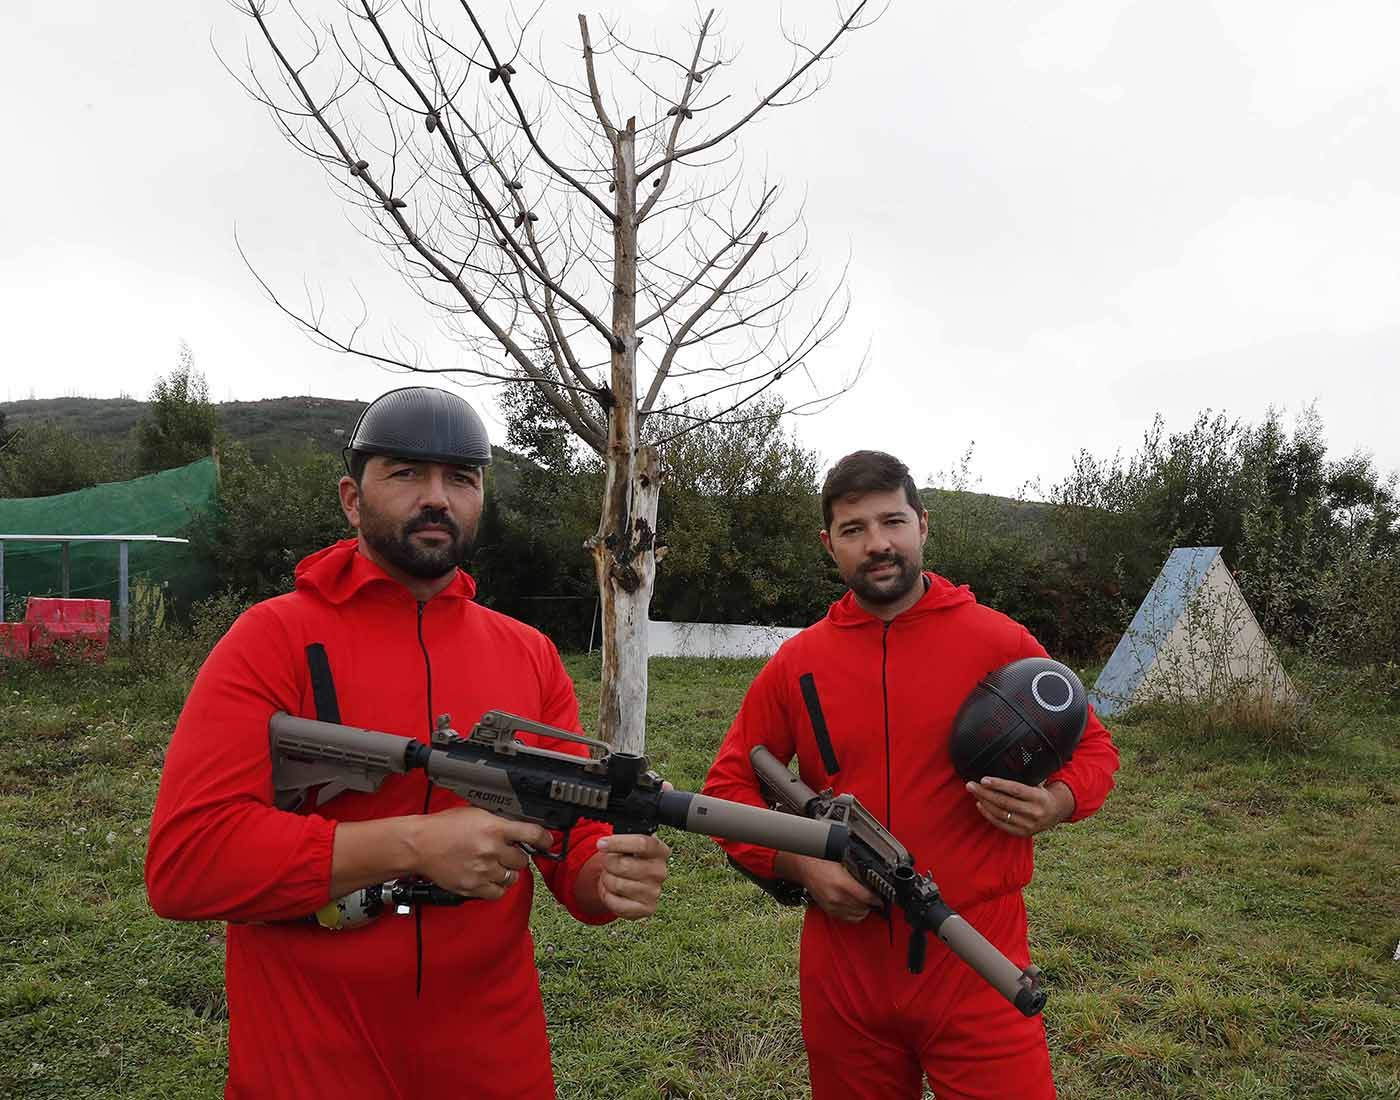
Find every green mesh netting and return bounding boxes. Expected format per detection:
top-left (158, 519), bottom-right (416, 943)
top-left (0, 458), bottom-right (218, 616)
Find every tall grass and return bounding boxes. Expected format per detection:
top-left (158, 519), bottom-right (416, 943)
top-left (1, 646), bottom-right (1396, 1098)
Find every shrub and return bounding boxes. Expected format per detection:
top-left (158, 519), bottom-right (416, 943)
top-left (136, 345), bottom-right (217, 473)
top-left (0, 420), bottom-right (129, 498)
top-left (1049, 408), bottom-right (1400, 668)
top-left (191, 443), bottom-right (349, 600)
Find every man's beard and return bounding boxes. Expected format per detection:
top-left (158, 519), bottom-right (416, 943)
top-left (358, 500), bottom-right (476, 580)
top-left (845, 551), bottom-right (922, 606)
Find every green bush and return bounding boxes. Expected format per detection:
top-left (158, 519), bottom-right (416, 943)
top-left (0, 420), bottom-right (129, 499)
top-left (479, 388), bottom-right (840, 644)
top-left (136, 346), bottom-right (217, 474)
top-left (1048, 409), bottom-right (1400, 667)
top-left (649, 406), bottom-right (838, 628)
top-left (190, 443), bottom-right (349, 600)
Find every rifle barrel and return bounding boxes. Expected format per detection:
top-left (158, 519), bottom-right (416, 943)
top-left (658, 790), bottom-right (847, 860)
top-left (750, 745), bottom-right (822, 813)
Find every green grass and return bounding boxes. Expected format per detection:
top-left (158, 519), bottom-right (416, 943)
top-left (2, 648), bottom-right (1397, 1098)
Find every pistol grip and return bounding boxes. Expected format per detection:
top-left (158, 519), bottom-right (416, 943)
top-left (907, 928), bottom-right (928, 974)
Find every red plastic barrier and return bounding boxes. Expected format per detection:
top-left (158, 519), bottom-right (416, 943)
top-left (26, 598), bottom-right (111, 626)
top-left (0, 623), bottom-right (32, 660)
top-left (17, 598), bottom-right (112, 663)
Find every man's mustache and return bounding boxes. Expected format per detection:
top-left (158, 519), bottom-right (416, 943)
top-left (406, 511), bottom-right (460, 538)
top-left (861, 553), bottom-right (903, 573)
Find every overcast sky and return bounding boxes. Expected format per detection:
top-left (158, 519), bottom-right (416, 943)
top-left (3, 0), bottom-right (1396, 497)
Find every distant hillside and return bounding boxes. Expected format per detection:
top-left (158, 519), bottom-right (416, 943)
top-left (921, 485), bottom-right (1057, 535)
top-left (0, 395), bottom-right (540, 503)
top-left (0, 396), bottom-right (1050, 526)
top-left (0, 396), bottom-right (150, 439)
top-left (0, 395), bottom-right (368, 460)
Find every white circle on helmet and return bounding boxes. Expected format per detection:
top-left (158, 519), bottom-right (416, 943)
top-left (1030, 670), bottom-right (1074, 713)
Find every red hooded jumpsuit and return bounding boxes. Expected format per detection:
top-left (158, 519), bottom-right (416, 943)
top-left (703, 573), bottom-right (1119, 1100)
top-left (145, 540), bottom-right (612, 1099)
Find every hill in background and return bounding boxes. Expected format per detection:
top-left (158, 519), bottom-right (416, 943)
top-left (0, 395), bottom-right (1039, 520)
top-left (0, 391), bottom-right (1058, 543)
top-left (0, 395), bottom-right (536, 505)
top-left (0, 395), bottom-right (368, 461)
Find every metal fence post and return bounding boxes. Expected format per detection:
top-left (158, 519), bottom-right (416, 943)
top-left (118, 541), bottom-right (130, 642)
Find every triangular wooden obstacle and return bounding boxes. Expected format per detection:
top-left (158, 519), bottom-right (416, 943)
top-left (1088, 546), bottom-right (1293, 718)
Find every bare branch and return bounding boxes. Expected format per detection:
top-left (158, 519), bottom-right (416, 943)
top-left (235, 1), bottom-right (608, 448)
top-left (454, 0), bottom-right (618, 224)
top-left (634, 9), bottom-right (714, 224)
top-left (349, 0), bottom-right (618, 350)
top-left (640, 231), bottom-right (768, 413)
top-left (637, 0), bottom-right (875, 180)
top-left (577, 15), bottom-right (618, 143)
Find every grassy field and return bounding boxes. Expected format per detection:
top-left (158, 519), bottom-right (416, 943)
top-left (1, 644), bottom-right (1396, 1099)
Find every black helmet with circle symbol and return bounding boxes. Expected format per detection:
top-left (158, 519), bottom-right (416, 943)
top-left (948, 658), bottom-right (1089, 786)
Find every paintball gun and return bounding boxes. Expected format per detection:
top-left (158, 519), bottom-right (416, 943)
top-left (270, 710), bottom-right (850, 928)
top-left (738, 745), bottom-right (1047, 1018)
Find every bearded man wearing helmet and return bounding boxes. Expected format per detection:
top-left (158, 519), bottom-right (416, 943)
top-left (146, 386), bottom-right (671, 1099)
top-left (702, 449), bottom-right (1120, 1100)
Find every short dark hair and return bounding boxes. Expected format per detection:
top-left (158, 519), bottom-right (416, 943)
top-left (344, 450), bottom-right (483, 486)
top-left (821, 451), bottom-right (922, 530)
top-left (346, 448), bottom-right (371, 485)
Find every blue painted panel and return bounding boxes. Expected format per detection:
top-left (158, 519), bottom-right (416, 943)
top-left (1088, 547), bottom-right (1221, 716)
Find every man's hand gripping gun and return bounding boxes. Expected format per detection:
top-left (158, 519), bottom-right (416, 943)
top-left (740, 746), bottom-right (1048, 1018)
top-left (270, 711), bottom-right (850, 926)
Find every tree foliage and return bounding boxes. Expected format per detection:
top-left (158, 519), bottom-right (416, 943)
top-left (475, 386), bottom-right (836, 645)
top-left (189, 442), bottom-right (349, 600)
top-left (0, 420), bottom-right (127, 499)
top-left (1047, 408), bottom-right (1400, 665)
top-left (137, 344), bottom-right (217, 474)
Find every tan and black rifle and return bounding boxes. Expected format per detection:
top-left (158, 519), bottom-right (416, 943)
top-left (270, 711), bottom-right (850, 928)
top-left (740, 745), bottom-right (1048, 1017)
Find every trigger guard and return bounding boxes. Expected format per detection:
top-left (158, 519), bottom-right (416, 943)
top-left (521, 833), bottom-right (570, 862)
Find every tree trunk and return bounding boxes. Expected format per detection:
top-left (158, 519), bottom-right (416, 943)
top-left (589, 116), bottom-right (658, 755)
top-left (591, 445), bottom-right (660, 755)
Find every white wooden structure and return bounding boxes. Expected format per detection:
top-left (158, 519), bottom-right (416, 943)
top-left (1088, 546), bottom-right (1294, 717)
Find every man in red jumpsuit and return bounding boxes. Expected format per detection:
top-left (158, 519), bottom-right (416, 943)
top-left (703, 450), bottom-right (1119, 1100)
top-left (146, 387), bottom-right (671, 1099)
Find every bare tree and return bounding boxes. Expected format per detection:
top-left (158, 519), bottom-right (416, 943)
top-left (228, 0), bottom-right (879, 752)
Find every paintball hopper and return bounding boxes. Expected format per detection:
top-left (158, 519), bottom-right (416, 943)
top-left (949, 658), bottom-right (1088, 786)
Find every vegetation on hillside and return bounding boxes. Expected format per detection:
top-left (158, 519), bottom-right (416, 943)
top-left (0, 394), bottom-right (367, 466)
top-left (3, 386), bottom-right (1397, 673)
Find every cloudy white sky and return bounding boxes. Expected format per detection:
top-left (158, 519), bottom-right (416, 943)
top-left (3, 1), bottom-right (1396, 497)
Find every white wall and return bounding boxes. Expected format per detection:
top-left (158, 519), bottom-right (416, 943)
top-left (648, 620), bottom-right (802, 659)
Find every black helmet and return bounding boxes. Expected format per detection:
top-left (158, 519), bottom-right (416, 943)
top-left (949, 658), bottom-right (1088, 786)
top-left (344, 386), bottom-right (493, 473)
